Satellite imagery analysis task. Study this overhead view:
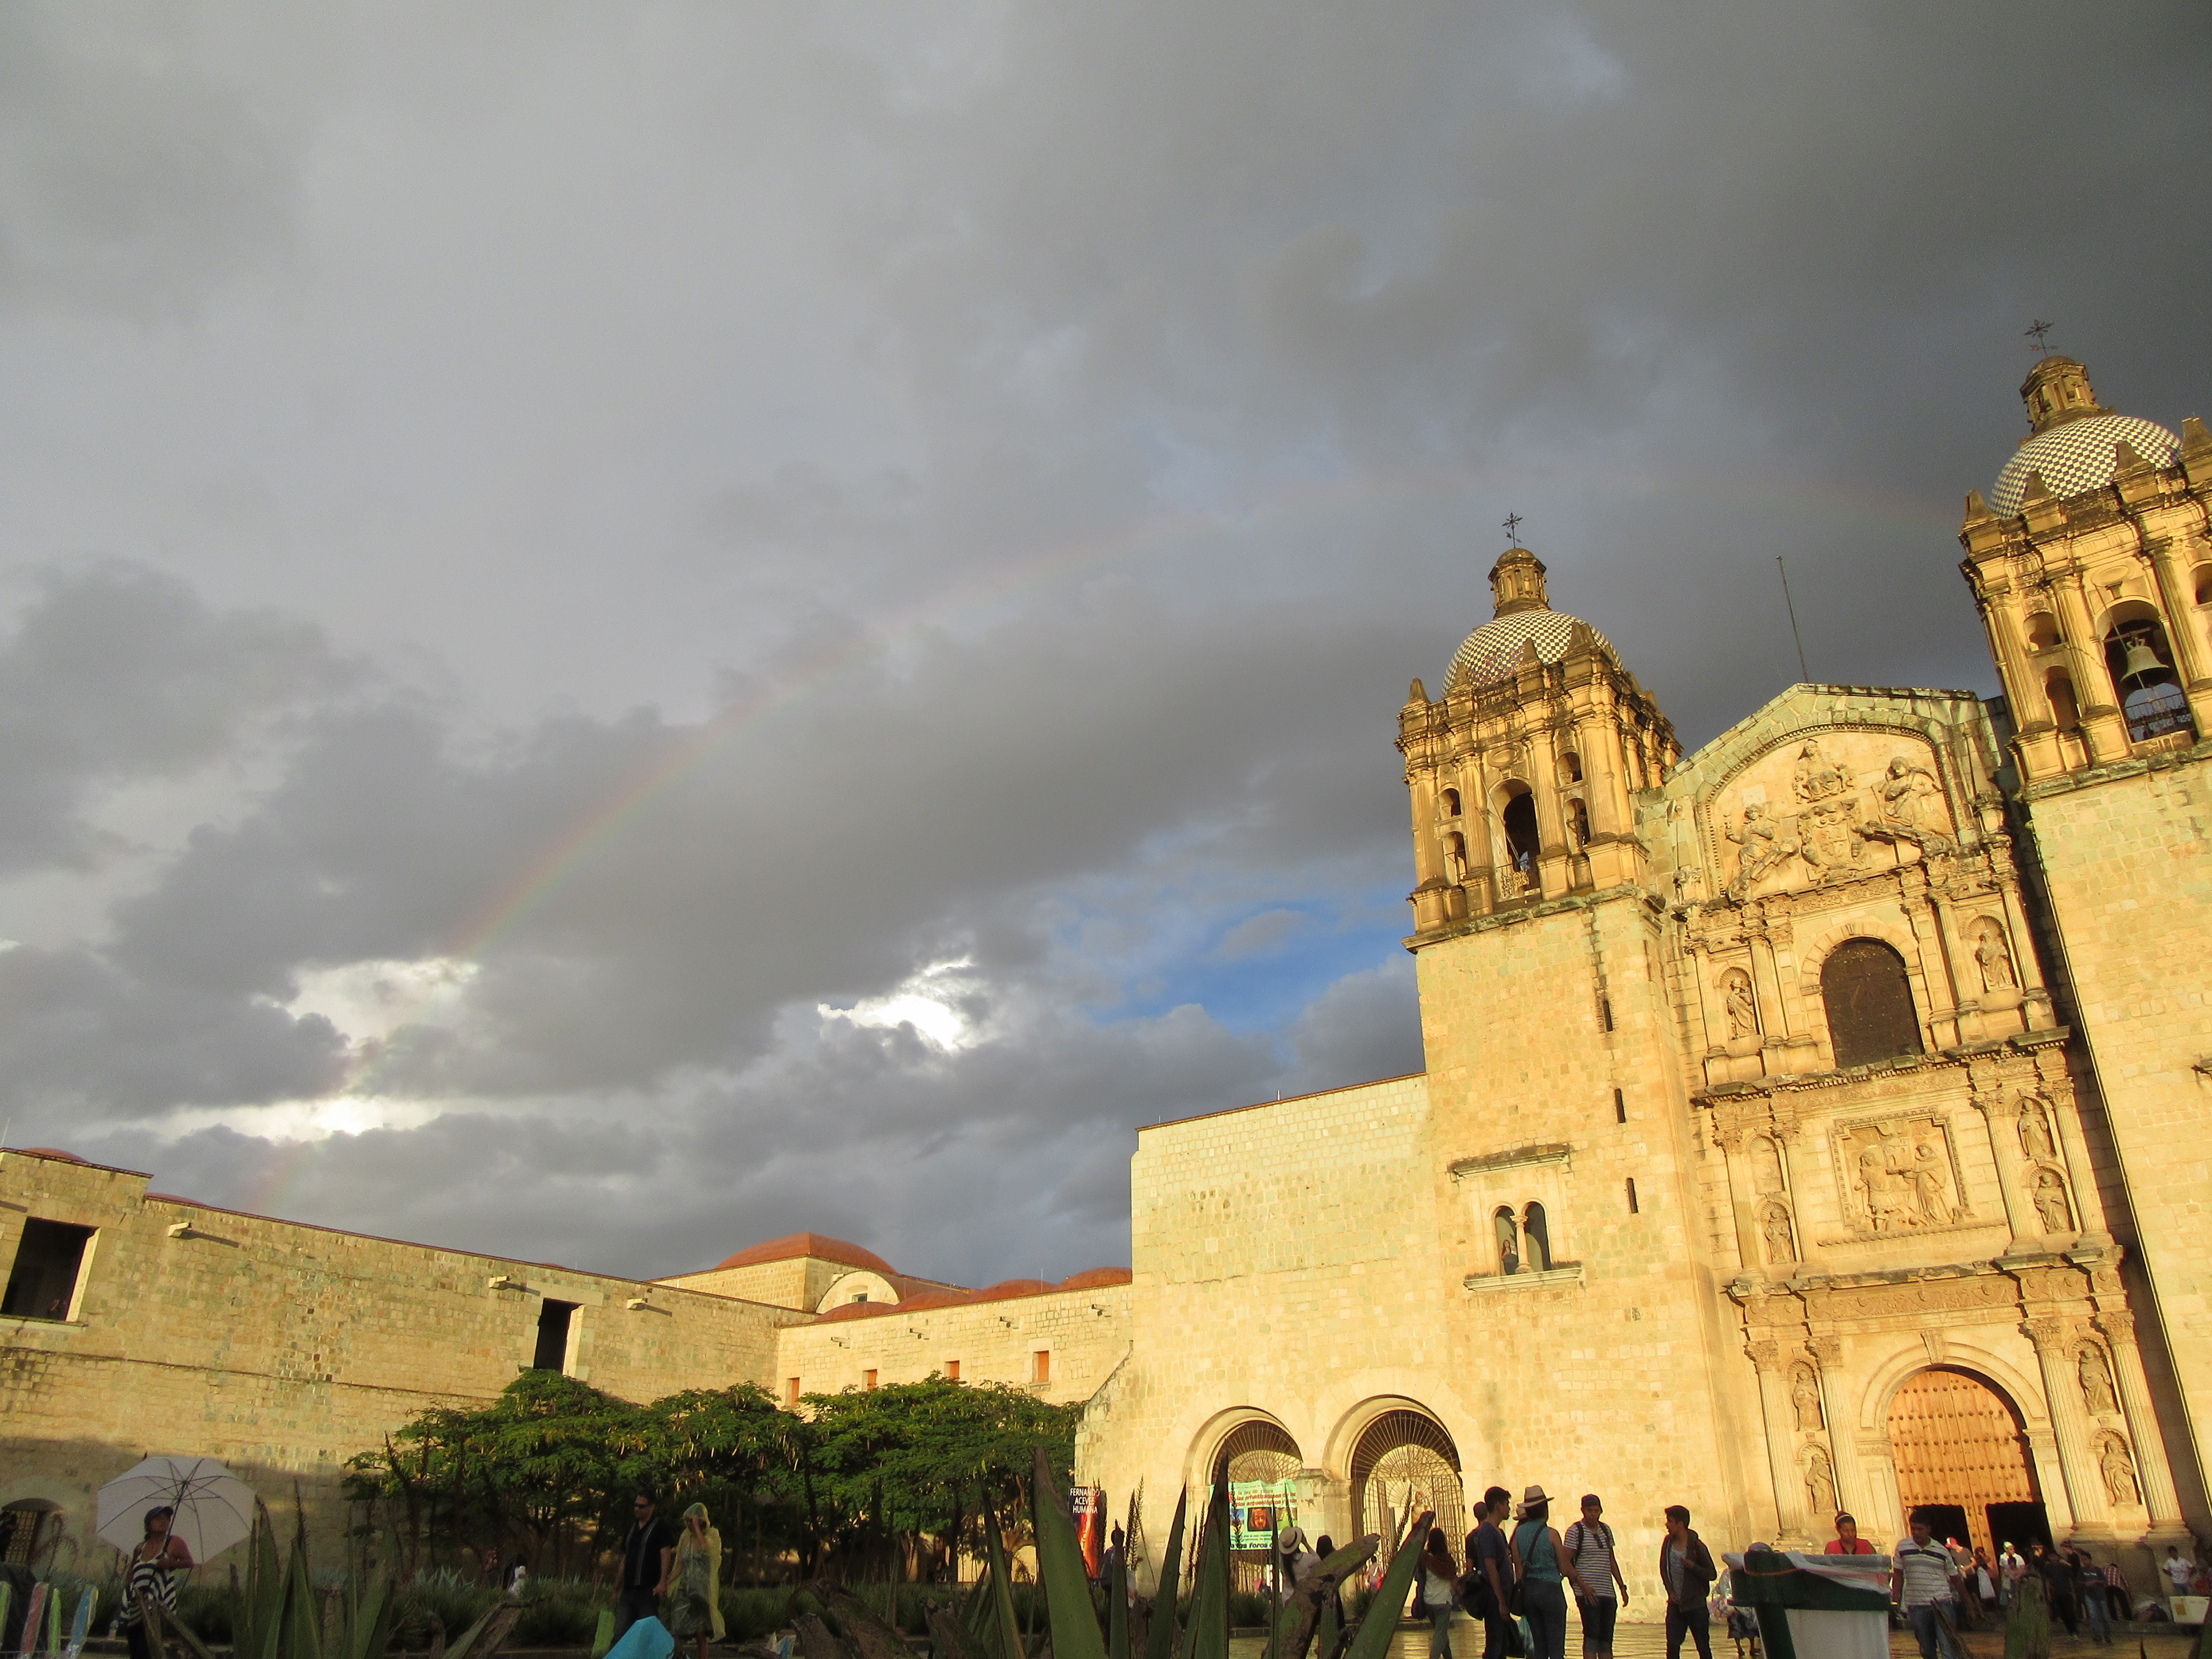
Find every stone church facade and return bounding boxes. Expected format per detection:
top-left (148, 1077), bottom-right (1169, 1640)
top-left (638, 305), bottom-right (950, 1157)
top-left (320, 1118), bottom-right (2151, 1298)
top-left (4, 355), bottom-right (2208, 1597)
top-left (1079, 354), bottom-right (2211, 1591)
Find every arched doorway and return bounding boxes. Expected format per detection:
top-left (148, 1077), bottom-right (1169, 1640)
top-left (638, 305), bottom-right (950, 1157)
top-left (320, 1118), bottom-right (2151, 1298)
top-left (1350, 1409), bottom-right (1464, 1574)
top-left (1886, 1368), bottom-right (2044, 1557)
top-left (1211, 1419), bottom-right (1301, 1592)
top-left (1822, 940), bottom-right (1922, 1068)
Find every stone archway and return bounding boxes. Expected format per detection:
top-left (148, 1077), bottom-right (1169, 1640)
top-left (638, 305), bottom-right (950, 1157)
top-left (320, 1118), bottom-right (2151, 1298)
top-left (1886, 1367), bottom-right (2042, 1557)
top-left (1349, 1408), bottom-right (1464, 1570)
top-left (1211, 1418), bottom-right (1303, 1579)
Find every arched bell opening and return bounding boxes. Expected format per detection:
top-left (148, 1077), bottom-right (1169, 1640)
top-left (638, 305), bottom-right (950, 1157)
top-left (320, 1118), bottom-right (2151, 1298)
top-left (2043, 669), bottom-right (2081, 733)
top-left (1348, 1409), bottom-right (1464, 1571)
top-left (2102, 603), bottom-right (2194, 743)
top-left (1499, 787), bottom-right (1540, 893)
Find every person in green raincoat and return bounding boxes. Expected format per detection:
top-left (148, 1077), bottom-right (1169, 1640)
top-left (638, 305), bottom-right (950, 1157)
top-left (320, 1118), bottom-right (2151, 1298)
top-left (666, 1503), bottom-right (723, 1659)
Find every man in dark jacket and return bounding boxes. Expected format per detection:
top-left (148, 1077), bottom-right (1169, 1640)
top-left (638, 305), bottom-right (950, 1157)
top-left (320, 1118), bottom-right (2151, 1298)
top-left (614, 1489), bottom-right (677, 1642)
top-left (1658, 1506), bottom-right (1716, 1659)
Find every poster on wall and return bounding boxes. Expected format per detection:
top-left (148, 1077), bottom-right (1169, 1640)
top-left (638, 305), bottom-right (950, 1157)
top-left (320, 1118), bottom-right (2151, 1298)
top-left (1230, 1480), bottom-right (1297, 1552)
top-left (1071, 1485), bottom-right (1107, 1578)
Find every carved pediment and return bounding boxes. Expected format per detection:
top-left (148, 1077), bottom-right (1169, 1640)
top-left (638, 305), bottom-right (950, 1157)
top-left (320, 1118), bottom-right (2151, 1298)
top-left (1705, 732), bottom-right (1958, 902)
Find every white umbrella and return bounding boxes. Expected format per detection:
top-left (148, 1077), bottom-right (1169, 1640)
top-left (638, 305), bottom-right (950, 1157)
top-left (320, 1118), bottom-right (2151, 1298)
top-left (96, 1457), bottom-right (257, 1562)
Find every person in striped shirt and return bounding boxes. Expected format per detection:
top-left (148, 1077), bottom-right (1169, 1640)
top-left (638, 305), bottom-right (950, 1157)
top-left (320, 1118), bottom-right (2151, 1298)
top-left (1892, 1510), bottom-right (1964, 1659)
top-left (1562, 1495), bottom-right (1629, 1659)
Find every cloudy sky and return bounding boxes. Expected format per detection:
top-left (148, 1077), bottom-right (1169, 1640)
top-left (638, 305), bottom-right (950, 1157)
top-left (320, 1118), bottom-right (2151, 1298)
top-left (2, 3), bottom-right (2206, 1288)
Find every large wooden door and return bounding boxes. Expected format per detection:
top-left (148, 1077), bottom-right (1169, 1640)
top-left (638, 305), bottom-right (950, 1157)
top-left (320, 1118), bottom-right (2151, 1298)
top-left (1887, 1367), bottom-right (2041, 1557)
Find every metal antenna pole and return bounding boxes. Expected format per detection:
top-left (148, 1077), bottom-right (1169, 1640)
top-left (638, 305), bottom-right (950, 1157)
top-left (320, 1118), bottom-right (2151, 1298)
top-left (1777, 556), bottom-right (1810, 683)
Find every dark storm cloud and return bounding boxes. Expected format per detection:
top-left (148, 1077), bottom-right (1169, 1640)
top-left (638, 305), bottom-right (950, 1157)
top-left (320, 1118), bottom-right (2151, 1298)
top-left (2, 2), bottom-right (2205, 1280)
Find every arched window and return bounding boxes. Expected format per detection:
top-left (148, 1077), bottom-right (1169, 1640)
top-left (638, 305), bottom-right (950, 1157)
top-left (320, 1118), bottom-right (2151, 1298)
top-left (1522, 1203), bottom-right (1552, 1272)
top-left (1822, 939), bottom-right (1923, 1069)
top-left (1501, 789), bottom-right (1540, 883)
top-left (2195, 565), bottom-right (2212, 607)
top-left (1439, 787), bottom-right (1462, 818)
top-left (2045, 670), bottom-right (2080, 733)
top-left (1494, 1207), bottom-right (1520, 1275)
top-left (1559, 751), bottom-right (1584, 784)
top-left (2025, 612), bottom-right (2062, 650)
top-left (1566, 799), bottom-right (1591, 851)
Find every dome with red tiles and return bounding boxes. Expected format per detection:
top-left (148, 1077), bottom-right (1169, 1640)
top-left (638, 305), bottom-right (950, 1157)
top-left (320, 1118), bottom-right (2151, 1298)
top-left (1058, 1266), bottom-right (1133, 1290)
top-left (712, 1232), bottom-right (895, 1275)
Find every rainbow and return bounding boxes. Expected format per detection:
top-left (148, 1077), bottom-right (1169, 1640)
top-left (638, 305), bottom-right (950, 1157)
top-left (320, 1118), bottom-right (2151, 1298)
top-left (243, 455), bottom-right (1955, 1207)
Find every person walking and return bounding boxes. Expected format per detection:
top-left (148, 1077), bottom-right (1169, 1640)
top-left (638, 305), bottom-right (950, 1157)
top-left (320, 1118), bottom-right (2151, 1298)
top-left (667, 1503), bottom-right (724, 1659)
top-left (1999, 1543), bottom-right (2026, 1609)
top-left (2030, 1543), bottom-right (2077, 1636)
top-left (117, 1507), bottom-right (194, 1659)
top-left (1420, 1528), bottom-right (1461, 1659)
top-left (2164, 1547), bottom-right (2198, 1604)
top-left (1971, 1549), bottom-right (1997, 1614)
top-left (2073, 1550), bottom-right (2110, 1646)
top-left (1562, 1495), bottom-right (1627, 1659)
top-left (1658, 1507), bottom-right (1715, 1659)
top-left (1892, 1510), bottom-right (1964, 1659)
top-left (1511, 1489), bottom-right (1570, 1659)
top-left (1823, 1514), bottom-right (1875, 1556)
top-left (1469, 1488), bottom-right (1515, 1659)
top-left (2101, 1558), bottom-right (2131, 1626)
top-left (614, 1489), bottom-right (677, 1642)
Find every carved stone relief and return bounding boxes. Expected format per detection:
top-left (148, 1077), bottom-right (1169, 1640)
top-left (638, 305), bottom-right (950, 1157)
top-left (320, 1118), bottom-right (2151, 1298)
top-left (1709, 732), bottom-right (1960, 901)
top-left (2077, 1345), bottom-right (2120, 1416)
top-left (1832, 1116), bottom-right (1970, 1237)
top-left (2017, 1095), bottom-right (2057, 1163)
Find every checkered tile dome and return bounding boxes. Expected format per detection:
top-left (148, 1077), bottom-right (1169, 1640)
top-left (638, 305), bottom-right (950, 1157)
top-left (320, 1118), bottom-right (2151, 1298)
top-left (1990, 414), bottom-right (2179, 515)
top-left (1447, 607), bottom-right (1617, 690)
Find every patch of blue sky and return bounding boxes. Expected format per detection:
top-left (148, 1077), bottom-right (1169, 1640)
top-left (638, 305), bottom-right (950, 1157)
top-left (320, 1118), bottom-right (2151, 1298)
top-left (1092, 883), bottom-right (1409, 1036)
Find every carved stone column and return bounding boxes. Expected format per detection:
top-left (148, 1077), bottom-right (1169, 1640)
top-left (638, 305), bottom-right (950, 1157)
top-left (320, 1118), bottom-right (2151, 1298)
top-left (2025, 1315), bottom-right (2105, 1534)
top-left (2142, 534), bottom-right (2212, 705)
top-left (1746, 1340), bottom-right (1801, 1539)
top-left (2041, 1083), bottom-right (2105, 1242)
top-left (1973, 1091), bottom-right (2033, 1244)
top-left (1807, 1337), bottom-right (1857, 1516)
top-left (1899, 890), bottom-right (1963, 1051)
top-left (2096, 1310), bottom-right (2184, 1527)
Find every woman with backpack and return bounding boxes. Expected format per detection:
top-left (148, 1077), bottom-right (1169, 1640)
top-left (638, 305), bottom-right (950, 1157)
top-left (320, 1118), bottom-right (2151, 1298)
top-left (1510, 1486), bottom-right (1570, 1659)
top-left (1562, 1495), bottom-right (1629, 1659)
top-left (1421, 1527), bottom-right (1462, 1659)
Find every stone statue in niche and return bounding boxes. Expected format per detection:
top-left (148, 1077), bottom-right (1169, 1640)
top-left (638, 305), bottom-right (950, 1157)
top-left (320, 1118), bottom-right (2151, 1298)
top-left (1722, 970), bottom-right (1760, 1040)
top-left (2032, 1167), bottom-right (2073, 1233)
top-left (2018, 1097), bottom-right (2057, 1163)
top-left (1724, 801), bottom-right (1794, 894)
top-left (1764, 1204), bottom-right (1797, 1266)
top-left (1974, 920), bottom-right (2018, 992)
top-left (2099, 1436), bottom-right (2140, 1507)
top-left (1803, 1445), bottom-right (1836, 1518)
top-left (1790, 1364), bottom-right (1824, 1432)
top-left (1752, 1135), bottom-right (1786, 1195)
top-left (2078, 1346), bottom-right (2120, 1416)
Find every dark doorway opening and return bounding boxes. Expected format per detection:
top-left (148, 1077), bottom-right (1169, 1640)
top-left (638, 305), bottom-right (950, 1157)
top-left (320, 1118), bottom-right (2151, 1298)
top-left (1986, 1502), bottom-right (2052, 1554)
top-left (1822, 939), bottom-right (1923, 1068)
top-left (1, 1219), bottom-right (94, 1321)
top-left (1914, 1504), bottom-right (1972, 1552)
top-left (533, 1299), bottom-right (578, 1372)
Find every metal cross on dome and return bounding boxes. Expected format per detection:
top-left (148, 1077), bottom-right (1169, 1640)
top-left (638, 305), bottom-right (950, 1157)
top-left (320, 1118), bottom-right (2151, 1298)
top-left (1502, 512), bottom-right (1523, 547)
top-left (2025, 319), bottom-right (2055, 354)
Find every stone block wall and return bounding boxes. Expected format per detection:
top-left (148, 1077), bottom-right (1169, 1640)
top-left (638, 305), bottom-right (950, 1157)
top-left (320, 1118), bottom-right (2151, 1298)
top-left (773, 1284), bottom-right (1131, 1406)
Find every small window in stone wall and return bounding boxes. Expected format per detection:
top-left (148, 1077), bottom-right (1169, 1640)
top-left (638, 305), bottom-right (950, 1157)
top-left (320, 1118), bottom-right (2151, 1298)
top-left (1493, 1207), bottom-right (1520, 1274)
top-left (786, 1377), bottom-right (801, 1407)
top-left (1031, 1350), bottom-right (1051, 1385)
top-left (1625, 1179), bottom-right (1640, 1214)
top-left (863, 1369), bottom-right (878, 1390)
top-left (1, 1218), bottom-right (94, 1321)
top-left (945, 1359), bottom-right (960, 1381)
top-left (1821, 939), bottom-right (1923, 1069)
top-left (532, 1299), bottom-right (577, 1372)
top-left (1522, 1204), bottom-right (1552, 1272)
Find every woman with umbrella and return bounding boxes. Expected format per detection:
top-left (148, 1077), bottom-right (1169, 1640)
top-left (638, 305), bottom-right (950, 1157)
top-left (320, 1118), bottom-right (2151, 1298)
top-left (116, 1507), bottom-right (193, 1659)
